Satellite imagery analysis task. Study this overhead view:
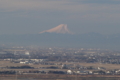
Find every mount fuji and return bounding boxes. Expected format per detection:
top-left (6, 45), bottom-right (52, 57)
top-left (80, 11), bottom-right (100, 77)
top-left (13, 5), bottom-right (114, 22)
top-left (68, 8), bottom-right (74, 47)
top-left (0, 24), bottom-right (120, 49)
top-left (39, 24), bottom-right (72, 34)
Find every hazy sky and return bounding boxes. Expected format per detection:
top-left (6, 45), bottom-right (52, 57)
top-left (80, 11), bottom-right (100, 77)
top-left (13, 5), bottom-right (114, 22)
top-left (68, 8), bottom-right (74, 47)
top-left (0, 0), bottom-right (120, 34)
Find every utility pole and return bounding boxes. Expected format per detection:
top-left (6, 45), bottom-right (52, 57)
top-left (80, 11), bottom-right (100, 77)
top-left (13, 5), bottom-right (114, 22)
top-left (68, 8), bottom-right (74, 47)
top-left (75, 74), bottom-right (77, 80)
top-left (16, 71), bottom-right (17, 80)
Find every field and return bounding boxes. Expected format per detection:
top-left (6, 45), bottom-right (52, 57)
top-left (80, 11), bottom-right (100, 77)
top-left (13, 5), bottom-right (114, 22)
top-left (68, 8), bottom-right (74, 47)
top-left (0, 74), bottom-right (120, 80)
top-left (1, 61), bottom-right (120, 80)
top-left (1, 61), bottom-right (120, 70)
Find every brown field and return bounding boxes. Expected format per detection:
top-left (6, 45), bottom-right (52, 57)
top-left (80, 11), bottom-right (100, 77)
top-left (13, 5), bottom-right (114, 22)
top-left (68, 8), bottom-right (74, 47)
top-left (76, 62), bottom-right (120, 70)
top-left (0, 74), bottom-right (120, 80)
top-left (0, 61), bottom-right (120, 70)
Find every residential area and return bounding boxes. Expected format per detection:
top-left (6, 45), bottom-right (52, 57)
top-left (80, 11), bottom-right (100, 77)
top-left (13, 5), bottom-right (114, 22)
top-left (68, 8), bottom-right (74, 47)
top-left (0, 47), bottom-right (120, 76)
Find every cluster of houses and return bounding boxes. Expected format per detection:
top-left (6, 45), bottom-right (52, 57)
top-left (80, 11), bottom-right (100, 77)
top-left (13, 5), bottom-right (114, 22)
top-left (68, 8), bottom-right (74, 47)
top-left (0, 69), bottom-right (120, 75)
top-left (4, 58), bottom-right (47, 64)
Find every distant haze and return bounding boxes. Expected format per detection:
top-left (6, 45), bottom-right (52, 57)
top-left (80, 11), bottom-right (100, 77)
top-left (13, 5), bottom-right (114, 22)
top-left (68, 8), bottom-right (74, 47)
top-left (0, 32), bottom-right (120, 50)
top-left (0, 0), bottom-right (120, 34)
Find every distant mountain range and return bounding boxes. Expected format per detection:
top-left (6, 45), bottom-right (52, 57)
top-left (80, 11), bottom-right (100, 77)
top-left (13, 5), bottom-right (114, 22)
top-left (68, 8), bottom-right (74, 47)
top-left (0, 32), bottom-right (120, 50)
top-left (0, 24), bottom-right (120, 50)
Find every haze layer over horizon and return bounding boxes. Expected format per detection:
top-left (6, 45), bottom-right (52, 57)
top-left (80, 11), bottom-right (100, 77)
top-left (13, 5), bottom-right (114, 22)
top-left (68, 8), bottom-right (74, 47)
top-left (0, 0), bottom-right (120, 35)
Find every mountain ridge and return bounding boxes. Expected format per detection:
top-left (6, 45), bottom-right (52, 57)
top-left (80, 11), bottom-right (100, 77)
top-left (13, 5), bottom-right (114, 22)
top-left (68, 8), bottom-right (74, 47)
top-left (0, 33), bottom-right (120, 50)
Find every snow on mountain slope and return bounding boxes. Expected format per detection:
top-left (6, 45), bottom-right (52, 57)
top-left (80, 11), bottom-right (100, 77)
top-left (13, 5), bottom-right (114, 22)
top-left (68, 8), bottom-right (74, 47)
top-left (39, 24), bottom-right (72, 34)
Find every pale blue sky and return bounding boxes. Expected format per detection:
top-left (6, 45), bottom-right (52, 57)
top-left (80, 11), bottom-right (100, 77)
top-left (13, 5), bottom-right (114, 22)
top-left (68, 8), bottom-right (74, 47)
top-left (0, 0), bottom-right (120, 34)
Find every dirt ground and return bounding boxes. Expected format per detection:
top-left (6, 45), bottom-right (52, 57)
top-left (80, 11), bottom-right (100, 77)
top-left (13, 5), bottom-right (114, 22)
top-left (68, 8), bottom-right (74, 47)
top-left (0, 61), bottom-right (120, 70)
top-left (0, 74), bottom-right (120, 80)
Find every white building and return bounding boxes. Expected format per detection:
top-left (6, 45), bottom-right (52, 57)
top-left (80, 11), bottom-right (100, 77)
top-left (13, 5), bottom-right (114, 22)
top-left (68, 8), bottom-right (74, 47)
top-left (25, 51), bottom-right (30, 55)
top-left (67, 70), bottom-right (72, 74)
